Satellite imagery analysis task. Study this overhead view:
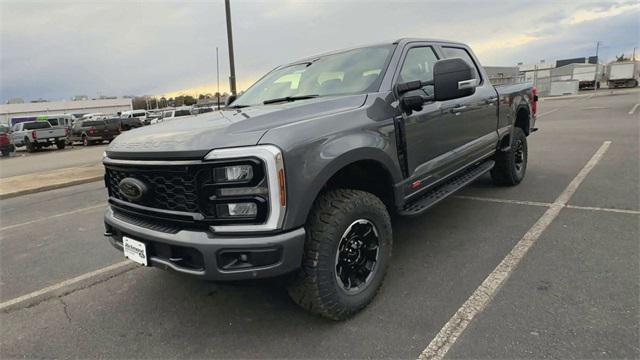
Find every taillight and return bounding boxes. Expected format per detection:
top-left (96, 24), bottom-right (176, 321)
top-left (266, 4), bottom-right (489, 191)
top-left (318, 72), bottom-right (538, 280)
top-left (88, 127), bottom-right (95, 135)
top-left (531, 86), bottom-right (538, 116)
top-left (0, 133), bottom-right (8, 145)
top-left (32, 130), bottom-right (37, 140)
top-left (65, 128), bottom-right (70, 137)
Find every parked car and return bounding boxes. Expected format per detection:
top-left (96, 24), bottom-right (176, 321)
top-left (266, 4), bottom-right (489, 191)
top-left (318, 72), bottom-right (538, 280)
top-left (191, 106), bottom-right (214, 115)
top-left (104, 117), bottom-right (142, 133)
top-left (0, 124), bottom-right (14, 156)
top-left (70, 119), bottom-right (116, 146)
top-left (10, 121), bottom-right (67, 152)
top-left (149, 108), bottom-right (192, 125)
top-left (120, 110), bottom-right (148, 127)
top-left (103, 38), bottom-right (537, 320)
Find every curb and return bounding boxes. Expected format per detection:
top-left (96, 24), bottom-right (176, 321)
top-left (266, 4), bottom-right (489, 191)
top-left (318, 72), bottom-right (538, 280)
top-left (0, 165), bottom-right (104, 200)
top-left (0, 175), bottom-right (104, 200)
top-left (0, 261), bottom-right (138, 313)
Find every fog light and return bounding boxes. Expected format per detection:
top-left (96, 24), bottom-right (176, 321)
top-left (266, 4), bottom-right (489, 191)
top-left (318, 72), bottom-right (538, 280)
top-left (216, 202), bottom-right (258, 218)
top-left (213, 165), bottom-right (253, 183)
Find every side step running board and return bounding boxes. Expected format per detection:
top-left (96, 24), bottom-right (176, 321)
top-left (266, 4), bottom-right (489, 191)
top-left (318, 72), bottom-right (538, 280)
top-left (399, 160), bottom-right (495, 216)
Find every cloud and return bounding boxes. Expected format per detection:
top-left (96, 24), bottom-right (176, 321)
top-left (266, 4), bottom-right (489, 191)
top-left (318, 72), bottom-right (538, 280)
top-left (1, 0), bottom-right (638, 102)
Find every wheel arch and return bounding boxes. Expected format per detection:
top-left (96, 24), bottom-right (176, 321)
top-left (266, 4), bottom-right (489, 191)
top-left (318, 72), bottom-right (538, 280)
top-left (283, 147), bottom-right (402, 229)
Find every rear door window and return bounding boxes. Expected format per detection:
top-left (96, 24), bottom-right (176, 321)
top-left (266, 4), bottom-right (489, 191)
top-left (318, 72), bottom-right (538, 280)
top-left (441, 47), bottom-right (482, 81)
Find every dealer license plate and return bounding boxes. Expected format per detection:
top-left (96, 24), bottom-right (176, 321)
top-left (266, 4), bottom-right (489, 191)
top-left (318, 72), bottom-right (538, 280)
top-left (123, 236), bottom-right (148, 266)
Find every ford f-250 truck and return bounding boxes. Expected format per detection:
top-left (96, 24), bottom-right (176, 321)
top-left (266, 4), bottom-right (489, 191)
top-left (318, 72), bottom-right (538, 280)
top-left (103, 38), bottom-right (537, 320)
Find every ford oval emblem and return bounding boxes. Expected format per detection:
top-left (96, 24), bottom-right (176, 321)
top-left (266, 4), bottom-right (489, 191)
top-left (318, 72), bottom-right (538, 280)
top-left (118, 178), bottom-right (147, 201)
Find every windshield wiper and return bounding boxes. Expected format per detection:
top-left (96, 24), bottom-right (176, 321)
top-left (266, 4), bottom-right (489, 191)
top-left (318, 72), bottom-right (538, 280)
top-left (226, 104), bottom-right (250, 109)
top-left (263, 94), bottom-right (319, 105)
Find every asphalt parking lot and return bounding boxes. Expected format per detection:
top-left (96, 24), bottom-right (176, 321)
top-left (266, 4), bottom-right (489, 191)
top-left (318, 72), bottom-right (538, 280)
top-left (1, 90), bottom-right (638, 359)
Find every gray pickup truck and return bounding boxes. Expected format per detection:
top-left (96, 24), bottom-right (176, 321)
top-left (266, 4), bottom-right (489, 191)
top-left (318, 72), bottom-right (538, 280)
top-left (103, 38), bottom-right (537, 320)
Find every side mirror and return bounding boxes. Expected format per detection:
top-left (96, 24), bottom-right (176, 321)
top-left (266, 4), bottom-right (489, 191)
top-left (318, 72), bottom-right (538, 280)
top-left (225, 95), bottom-right (237, 106)
top-left (433, 58), bottom-right (477, 101)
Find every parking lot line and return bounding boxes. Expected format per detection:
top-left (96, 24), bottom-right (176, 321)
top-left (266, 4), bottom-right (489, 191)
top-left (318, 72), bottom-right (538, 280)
top-left (420, 141), bottom-right (611, 360)
top-left (565, 204), bottom-right (640, 215)
top-left (454, 195), bottom-right (639, 215)
top-left (0, 260), bottom-right (135, 312)
top-left (0, 204), bottom-right (105, 233)
top-left (629, 103), bottom-right (639, 115)
top-left (537, 108), bottom-right (559, 117)
top-left (453, 195), bottom-right (552, 208)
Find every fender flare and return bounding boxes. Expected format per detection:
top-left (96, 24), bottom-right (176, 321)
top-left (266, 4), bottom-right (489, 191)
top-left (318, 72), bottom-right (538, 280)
top-left (285, 147), bottom-right (402, 229)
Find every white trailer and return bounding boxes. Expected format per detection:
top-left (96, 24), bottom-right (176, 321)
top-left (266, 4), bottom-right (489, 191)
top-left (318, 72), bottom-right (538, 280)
top-left (571, 64), bottom-right (604, 89)
top-left (607, 61), bottom-right (640, 88)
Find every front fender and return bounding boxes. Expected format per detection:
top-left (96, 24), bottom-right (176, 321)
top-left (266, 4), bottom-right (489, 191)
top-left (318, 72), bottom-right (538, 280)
top-left (276, 126), bottom-right (401, 230)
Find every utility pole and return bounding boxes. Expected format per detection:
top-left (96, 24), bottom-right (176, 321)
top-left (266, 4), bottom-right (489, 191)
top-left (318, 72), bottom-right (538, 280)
top-left (594, 41), bottom-right (601, 93)
top-left (633, 47), bottom-right (636, 61)
top-left (216, 46), bottom-right (221, 110)
top-left (225, 0), bottom-right (237, 96)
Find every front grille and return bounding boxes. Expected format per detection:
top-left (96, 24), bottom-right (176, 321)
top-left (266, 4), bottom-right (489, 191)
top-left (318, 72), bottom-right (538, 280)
top-left (104, 160), bottom-right (270, 227)
top-left (106, 165), bottom-right (201, 213)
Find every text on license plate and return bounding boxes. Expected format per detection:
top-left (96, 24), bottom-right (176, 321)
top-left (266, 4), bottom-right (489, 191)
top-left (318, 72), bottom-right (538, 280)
top-left (123, 236), bottom-right (148, 266)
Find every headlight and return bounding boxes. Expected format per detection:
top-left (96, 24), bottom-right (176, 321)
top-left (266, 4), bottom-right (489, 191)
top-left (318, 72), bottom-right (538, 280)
top-left (213, 164), bottom-right (253, 183)
top-left (204, 145), bottom-right (286, 232)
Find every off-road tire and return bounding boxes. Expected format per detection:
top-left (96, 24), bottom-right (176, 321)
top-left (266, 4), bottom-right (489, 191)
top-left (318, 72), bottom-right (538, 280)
top-left (491, 127), bottom-right (527, 186)
top-left (56, 140), bottom-right (66, 149)
top-left (287, 189), bottom-right (392, 320)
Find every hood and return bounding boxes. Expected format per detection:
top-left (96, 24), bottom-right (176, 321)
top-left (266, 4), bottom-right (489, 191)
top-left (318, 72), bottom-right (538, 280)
top-left (106, 94), bottom-right (367, 160)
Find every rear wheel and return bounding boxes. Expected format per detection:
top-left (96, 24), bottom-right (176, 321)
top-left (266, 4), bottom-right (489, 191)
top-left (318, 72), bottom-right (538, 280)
top-left (82, 136), bottom-right (89, 147)
top-left (56, 140), bottom-right (66, 149)
top-left (287, 189), bottom-right (392, 320)
top-left (491, 127), bottom-right (527, 186)
top-left (25, 138), bottom-right (36, 153)
top-left (1, 149), bottom-right (10, 157)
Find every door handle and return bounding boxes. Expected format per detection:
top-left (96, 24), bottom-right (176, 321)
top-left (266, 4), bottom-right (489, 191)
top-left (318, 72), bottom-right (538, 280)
top-left (450, 105), bottom-right (467, 114)
top-left (485, 97), bottom-right (498, 104)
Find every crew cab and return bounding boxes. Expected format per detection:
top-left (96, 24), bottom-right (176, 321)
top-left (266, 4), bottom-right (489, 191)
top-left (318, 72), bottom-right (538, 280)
top-left (103, 39), bottom-right (537, 320)
top-left (70, 119), bottom-right (116, 146)
top-left (11, 121), bottom-right (68, 152)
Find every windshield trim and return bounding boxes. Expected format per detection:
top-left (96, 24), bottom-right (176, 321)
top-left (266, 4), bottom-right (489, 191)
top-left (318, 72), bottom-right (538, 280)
top-left (230, 44), bottom-right (398, 107)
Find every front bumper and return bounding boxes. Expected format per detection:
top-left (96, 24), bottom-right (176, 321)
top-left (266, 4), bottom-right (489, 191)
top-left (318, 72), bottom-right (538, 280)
top-left (104, 207), bottom-right (305, 281)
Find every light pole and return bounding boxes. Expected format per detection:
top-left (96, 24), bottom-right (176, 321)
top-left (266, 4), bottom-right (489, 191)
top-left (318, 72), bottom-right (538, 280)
top-left (216, 46), bottom-right (221, 110)
top-left (225, 0), bottom-right (237, 97)
top-left (594, 41), bottom-right (601, 93)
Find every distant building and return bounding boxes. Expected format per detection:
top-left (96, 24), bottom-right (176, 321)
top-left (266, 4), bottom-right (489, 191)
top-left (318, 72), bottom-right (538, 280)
top-left (0, 98), bottom-right (132, 124)
top-left (72, 95), bottom-right (89, 101)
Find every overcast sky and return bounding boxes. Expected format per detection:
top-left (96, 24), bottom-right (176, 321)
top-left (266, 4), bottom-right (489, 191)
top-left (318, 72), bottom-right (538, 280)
top-left (1, 0), bottom-right (639, 102)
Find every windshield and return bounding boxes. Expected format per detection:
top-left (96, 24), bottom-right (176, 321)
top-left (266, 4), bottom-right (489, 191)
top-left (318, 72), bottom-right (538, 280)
top-left (232, 45), bottom-right (394, 106)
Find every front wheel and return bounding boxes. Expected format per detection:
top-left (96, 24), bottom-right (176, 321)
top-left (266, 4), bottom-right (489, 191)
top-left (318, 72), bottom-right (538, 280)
top-left (82, 136), bottom-right (90, 147)
top-left (491, 127), bottom-right (528, 186)
top-left (287, 189), bottom-right (392, 320)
